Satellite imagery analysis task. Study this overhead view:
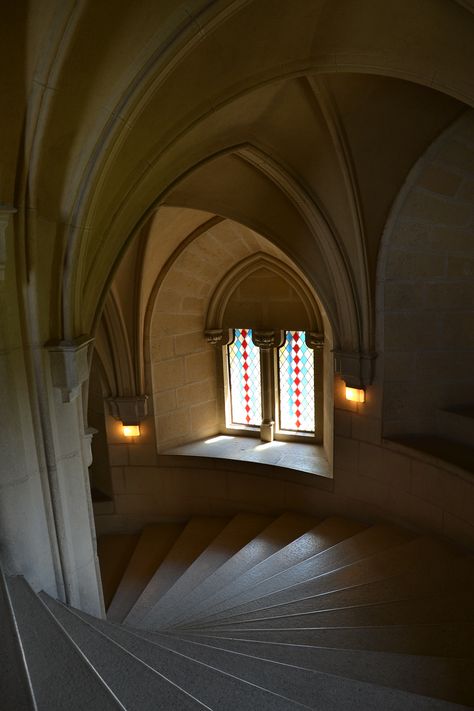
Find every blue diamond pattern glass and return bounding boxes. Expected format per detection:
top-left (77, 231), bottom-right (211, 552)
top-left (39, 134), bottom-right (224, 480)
top-left (228, 328), bottom-right (262, 426)
top-left (278, 330), bottom-right (315, 433)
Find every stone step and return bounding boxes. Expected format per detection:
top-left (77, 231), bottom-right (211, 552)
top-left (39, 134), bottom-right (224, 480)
top-left (193, 554), bottom-right (473, 627)
top-left (125, 516), bottom-right (230, 626)
top-left (141, 513), bottom-right (273, 629)
top-left (169, 515), bottom-right (366, 629)
top-left (107, 522), bottom-right (184, 622)
top-left (177, 523), bottom-right (414, 629)
top-left (0, 569), bottom-right (35, 710)
top-left (87, 619), bottom-right (466, 711)
top-left (7, 577), bottom-right (121, 710)
top-left (97, 532), bottom-right (140, 608)
top-left (157, 511), bottom-right (318, 629)
top-left (180, 621), bottom-right (474, 658)
top-left (196, 590), bottom-right (474, 632)
top-left (186, 536), bottom-right (457, 628)
top-left (41, 594), bottom-right (210, 710)
top-left (151, 630), bottom-right (474, 707)
top-left (43, 596), bottom-right (308, 711)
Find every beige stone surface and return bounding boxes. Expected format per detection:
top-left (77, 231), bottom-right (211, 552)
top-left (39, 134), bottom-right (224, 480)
top-left (152, 358), bottom-right (185, 392)
top-left (417, 164), bottom-right (463, 196)
top-left (2, 0), bottom-right (474, 616)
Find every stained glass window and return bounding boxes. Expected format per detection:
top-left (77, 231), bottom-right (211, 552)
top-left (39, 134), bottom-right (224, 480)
top-left (278, 331), bottom-right (315, 433)
top-left (227, 328), bottom-right (262, 426)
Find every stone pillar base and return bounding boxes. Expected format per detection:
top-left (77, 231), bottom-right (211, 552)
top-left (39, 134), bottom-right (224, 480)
top-left (260, 420), bottom-right (275, 442)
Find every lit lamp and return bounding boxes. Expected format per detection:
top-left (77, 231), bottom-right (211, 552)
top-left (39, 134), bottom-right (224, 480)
top-left (122, 424), bottom-right (140, 437)
top-left (345, 386), bottom-right (365, 403)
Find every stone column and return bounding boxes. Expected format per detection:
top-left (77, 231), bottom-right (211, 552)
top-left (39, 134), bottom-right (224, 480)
top-left (46, 336), bottom-right (105, 617)
top-left (0, 206), bottom-right (61, 599)
top-left (252, 330), bottom-right (284, 442)
top-left (204, 329), bottom-right (233, 432)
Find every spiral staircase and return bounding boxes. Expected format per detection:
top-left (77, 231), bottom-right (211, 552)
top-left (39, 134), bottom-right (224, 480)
top-left (3, 511), bottom-right (474, 710)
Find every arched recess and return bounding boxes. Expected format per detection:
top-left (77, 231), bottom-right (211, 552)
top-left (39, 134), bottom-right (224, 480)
top-left (377, 110), bottom-right (474, 437)
top-left (205, 252), bottom-right (324, 333)
top-left (146, 218), bottom-right (334, 465)
top-left (162, 145), bottom-right (361, 349)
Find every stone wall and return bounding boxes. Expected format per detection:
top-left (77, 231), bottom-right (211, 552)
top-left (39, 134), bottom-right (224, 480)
top-left (379, 111), bottom-right (474, 436)
top-left (98, 383), bottom-right (474, 550)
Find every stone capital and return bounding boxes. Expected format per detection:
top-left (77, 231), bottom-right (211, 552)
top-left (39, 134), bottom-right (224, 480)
top-left (204, 328), bottom-right (233, 346)
top-left (305, 331), bottom-right (324, 350)
top-left (47, 336), bottom-right (94, 403)
top-left (252, 330), bottom-right (284, 349)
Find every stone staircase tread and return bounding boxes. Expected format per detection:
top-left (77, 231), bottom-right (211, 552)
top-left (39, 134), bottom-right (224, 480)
top-left (41, 594), bottom-right (213, 710)
top-left (7, 577), bottom-right (123, 710)
top-left (145, 629), bottom-right (474, 707)
top-left (169, 515), bottom-right (367, 628)
top-left (190, 590), bottom-right (474, 633)
top-left (107, 522), bottom-right (185, 622)
top-left (184, 554), bottom-right (474, 627)
top-left (173, 523), bottom-right (415, 629)
top-left (140, 513), bottom-right (274, 628)
top-left (178, 535), bottom-right (455, 628)
top-left (179, 622), bottom-right (474, 658)
top-left (8, 509), bottom-right (474, 709)
top-left (0, 569), bottom-right (36, 710)
top-left (52, 600), bottom-right (468, 711)
top-left (155, 511), bottom-right (320, 629)
top-left (124, 516), bottom-right (231, 626)
top-left (44, 596), bottom-right (310, 711)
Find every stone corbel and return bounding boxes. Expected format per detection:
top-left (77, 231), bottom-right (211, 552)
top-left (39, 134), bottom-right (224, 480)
top-left (305, 332), bottom-right (324, 350)
top-left (107, 395), bottom-right (149, 425)
top-left (0, 206), bottom-right (17, 281)
top-left (47, 336), bottom-right (94, 403)
top-left (204, 328), bottom-right (233, 346)
top-left (333, 350), bottom-right (377, 389)
top-left (252, 330), bottom-right (284, 349)
top-left (82, 427), bottom-right (98, 468)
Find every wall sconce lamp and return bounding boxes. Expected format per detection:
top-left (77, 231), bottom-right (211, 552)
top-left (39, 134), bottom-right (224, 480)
top-left (122, 424), bottom-right (141, 437)
top-left (345, 386), bottom-right (365, 403)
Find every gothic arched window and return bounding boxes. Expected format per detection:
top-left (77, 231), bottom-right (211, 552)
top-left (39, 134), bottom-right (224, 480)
top-left (227, 328), bottom-right (261, 427)
top-left (278, 330), bottom-right (315, 434)
top-left (222, 327), bottom-right (322, 442)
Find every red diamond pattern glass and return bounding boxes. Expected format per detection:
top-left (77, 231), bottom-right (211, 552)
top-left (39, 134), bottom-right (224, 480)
top-left (228, 328), bottom-right (262, 426)
top-left (278, 330), bottom-right (315, 433)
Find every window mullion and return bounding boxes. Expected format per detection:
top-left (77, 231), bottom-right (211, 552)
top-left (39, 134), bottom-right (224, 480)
top-left (252, 330), bottom-right (284, 442)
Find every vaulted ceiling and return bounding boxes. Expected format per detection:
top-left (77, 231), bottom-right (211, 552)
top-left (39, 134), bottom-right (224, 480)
top-left (3, 0), bottom-right (473, 350)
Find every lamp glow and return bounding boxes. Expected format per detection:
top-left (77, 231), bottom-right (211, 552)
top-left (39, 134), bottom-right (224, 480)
top-left (122, 424), bottom-right (140, 437)
top-left (345, 386), bottom-right (365, 403)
